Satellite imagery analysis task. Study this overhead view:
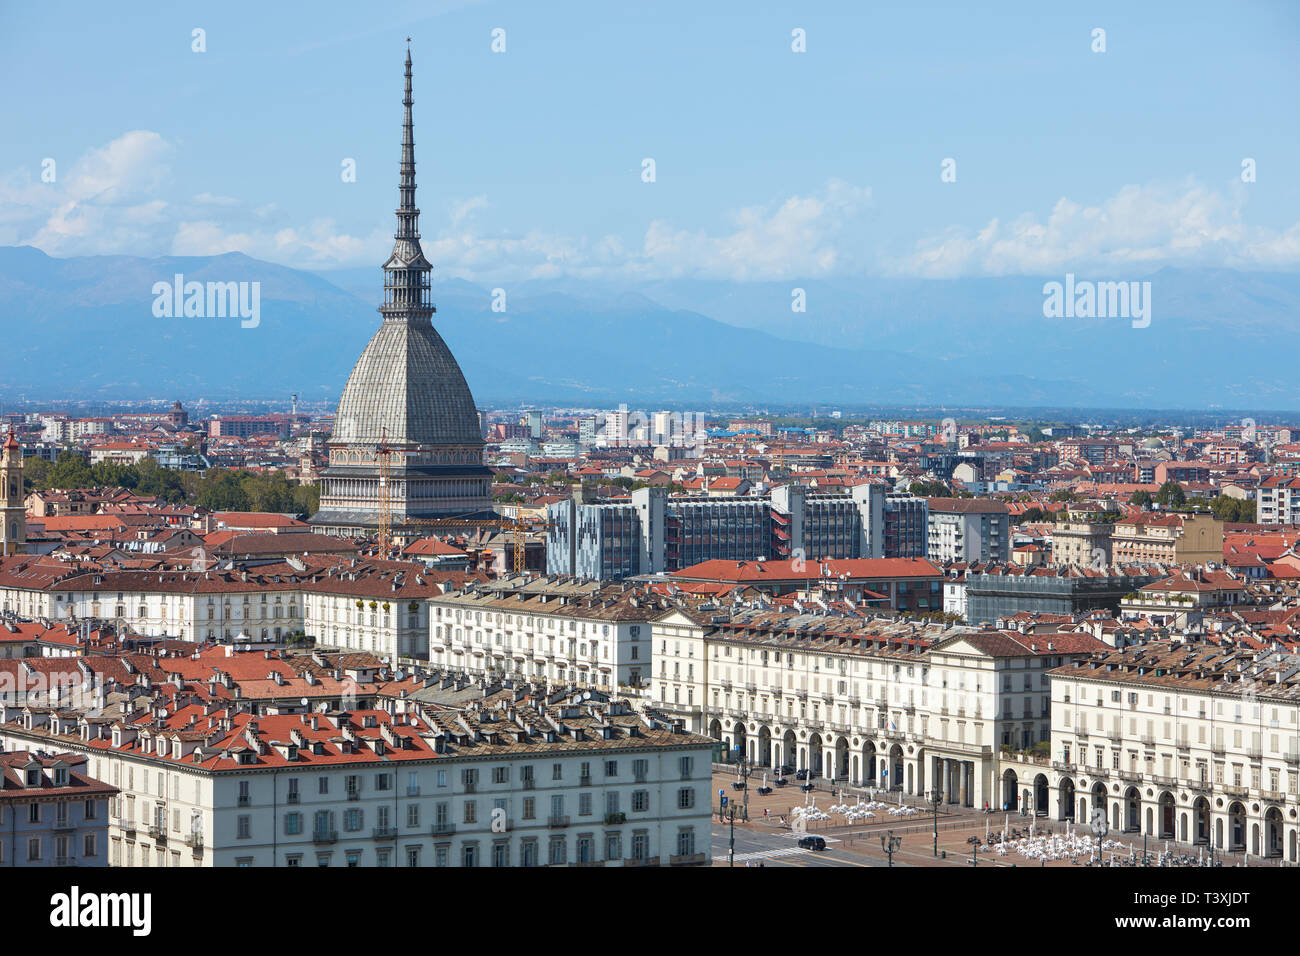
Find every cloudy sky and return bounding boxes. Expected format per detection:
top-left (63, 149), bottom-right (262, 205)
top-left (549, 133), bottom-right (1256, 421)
top-left (2, 0), bottom-right (1298, 281)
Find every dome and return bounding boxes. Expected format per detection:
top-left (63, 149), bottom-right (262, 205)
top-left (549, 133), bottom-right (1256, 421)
top-left (1141, 437), bottom-right (1165, 449)
top-left (332, 319), bottom-right (481, 447)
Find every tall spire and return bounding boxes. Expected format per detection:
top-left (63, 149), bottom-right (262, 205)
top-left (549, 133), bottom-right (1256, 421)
top-left (398, 39), bottom-right (417, 237)
top-left (381, 40), bottom-right (434, 324)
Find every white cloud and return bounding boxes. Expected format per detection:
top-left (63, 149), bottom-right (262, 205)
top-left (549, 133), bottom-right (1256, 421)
top-left (171, 218), bottom-right (387, 267)
top-left (0, 130), bottom-right (175, 256)
top-left (894, 180), bottom-right (1300, 277)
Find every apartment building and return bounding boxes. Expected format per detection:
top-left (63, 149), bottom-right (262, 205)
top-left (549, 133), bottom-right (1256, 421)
top-left (926, 498), bottom-right (1010, 563)
top-left (1050, 520), bottom-right (1114, 567)
top-left (1258, 476), bottom-right (1300, 525)
top-left (546, 484), bottom-right (929, 581)
top-left (649, 604), bottom-right (1103, 810)
top-left (0, 555), bottom-right (464, 660)
top-left (428, 578), bottom-right (660, 690)
top-left (1111, 512), bottom-right (1224, 565)
top-left (0, 683), bottom-right (712, 868)
top-left (1001, 643), bottom-right (1300, 862)
top-left (964, 564), bottom-right (1167, 625)
top-left (0, 750), bottom-right (117, 867)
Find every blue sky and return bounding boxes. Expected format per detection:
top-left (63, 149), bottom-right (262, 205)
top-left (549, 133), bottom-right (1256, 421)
top-left (2, 0), bottom-right (1298, 281)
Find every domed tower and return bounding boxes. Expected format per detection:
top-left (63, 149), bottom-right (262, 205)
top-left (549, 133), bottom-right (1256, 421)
top-left (310, 45), bottom-right (492, 540)
top-left (1, 427), bottom-right (26, 556)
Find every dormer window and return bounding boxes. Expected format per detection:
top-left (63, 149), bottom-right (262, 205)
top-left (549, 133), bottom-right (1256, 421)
top-left (26, 768), bottom-right (40, 786)
top-left (53, 768), bottom-right (68, 787)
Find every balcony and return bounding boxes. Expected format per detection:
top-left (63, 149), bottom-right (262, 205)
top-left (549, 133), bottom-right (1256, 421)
top-left (431, 822), bottom-right (456, 837)
top-left (1139, 735), bottom-right (1155, 747)
top-left (286, 792), bottom-right (300, 805)
top-left (346, 791), bottom-right (361, 802)
top-left (462, 780), bottom-right (477, 794)
top-left (670, 852), bottom-right (708, 866)
top-left (1152, 775), bottom-right (1176, 788)
top-left (623, 856), bottom-right (659, 867)
top-left (1117, 769), bottom-right (1142, 783)
top-left (1247, 747), bottom-right (1263, 761)
top-left (604, 812), bottom-right (627, 826)
top-left (1222, 785), bottom-right (1248, 798)
top-left (312, 829), bottom-right (339, 844)
top-left (147, 824), bottom-right (168, 843)
top-left (406, 786), bottom-right (421, 798)
top-left (1262, 790), bottom-right (1285, 803)
top-left (578, 775), bottom-right (592, 787)
top-left (521, 778), bottom-right (535, 790)
top-left (52, 818), bottom-right (75, 832)
top-left (184, 832), bottom-right (204, 849)
top-left (372, 826), bottom-right (397, 840)
top-left (116, 818), bottom-right (136, 838)
top-left (1285, 752), bottom-right (1300, 765)
top-left (548, 815), bottom-right (571, 828)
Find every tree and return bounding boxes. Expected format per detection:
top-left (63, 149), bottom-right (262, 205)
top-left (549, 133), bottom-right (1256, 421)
top-left (1155, 481), bottom-right (1186, 508)
top-left (908, 480), bottom-right (951, 498)
top-left (1129, 490), bottom-right (1153, 507)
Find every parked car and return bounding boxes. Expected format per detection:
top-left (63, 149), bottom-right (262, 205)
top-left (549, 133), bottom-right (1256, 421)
top-left (795, 769), bottom-right (809, 780)
top-left (779, 764), bottom-right (795, 775)
top-left (798, 836), bottom-right (827, 851)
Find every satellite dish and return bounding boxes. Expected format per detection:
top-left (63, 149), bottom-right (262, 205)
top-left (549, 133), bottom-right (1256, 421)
top-left (582, 691), bottom-right (591, 700)
top-left (300, 697), bottom-right (309, 707)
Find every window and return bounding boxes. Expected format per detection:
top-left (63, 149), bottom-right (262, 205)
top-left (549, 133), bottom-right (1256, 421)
top-left (407, 804), bottom-right (420, 828)
top-left (679, 756), bottom-right (693, 780)
top-left (604, 760), bottom-right (618, 778)
top-left (237, 815), bottom-right (251, 839)
top-left (285, 813), bottom-right (302, 836)
top-left (462, 843), bottom-right (479, 867)
top-left (677, 828), bottom-right (696, 856)
top-left (632, 790), bottom-right (649, 812)
top-left (492, 766), bottom-right (509, 784)
top-left (677, 788), bottom-right (695, 810)
top-left (238, 781), bottom-right (250, 806)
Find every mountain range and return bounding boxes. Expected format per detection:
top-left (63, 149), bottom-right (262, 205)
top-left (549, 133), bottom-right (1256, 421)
top-left (0, 245), bottom-right (1296, 411)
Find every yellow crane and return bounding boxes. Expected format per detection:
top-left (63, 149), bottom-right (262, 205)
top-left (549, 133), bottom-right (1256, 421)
top-left (371, 434), bottom-right (551, 573)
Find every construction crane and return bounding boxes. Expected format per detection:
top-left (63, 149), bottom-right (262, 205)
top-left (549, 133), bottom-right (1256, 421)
top-left (370, 434), bottom-right (551, 573)
top-left (376, 428), bottom-right (393, 556)
top-left (396, 514), bottom-right (552, 575)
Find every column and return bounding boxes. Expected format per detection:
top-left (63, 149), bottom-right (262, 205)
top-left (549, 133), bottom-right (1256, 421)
top-left (959, 762), bottom-right (970, 807)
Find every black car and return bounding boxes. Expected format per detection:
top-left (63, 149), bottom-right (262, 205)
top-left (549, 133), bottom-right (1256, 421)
top-left (799, 783), bottom-right (815, 793)
top-left (757, 785), bottom-right (772, 796)
top-left (797, 836), bottom-right (827, 851)
top-left (779, 764), bottom-right (795, 775)
top-left (773, 777), bottom-right (789, 787)
top-left (795, 769), bottom-right (809, 780)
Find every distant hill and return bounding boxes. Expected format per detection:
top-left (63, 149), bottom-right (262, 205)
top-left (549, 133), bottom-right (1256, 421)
top-left (1, 245), bottom-right (1295, 409)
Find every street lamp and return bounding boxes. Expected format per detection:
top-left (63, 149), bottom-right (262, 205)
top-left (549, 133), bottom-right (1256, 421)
top-left (880, 830), bottom-right (902, 867)
top-left (930, 788), bottom-right (943, 857)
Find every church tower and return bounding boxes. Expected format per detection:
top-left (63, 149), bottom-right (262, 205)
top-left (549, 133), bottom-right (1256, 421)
top-left (1, 428), bottom-right (26, 556)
